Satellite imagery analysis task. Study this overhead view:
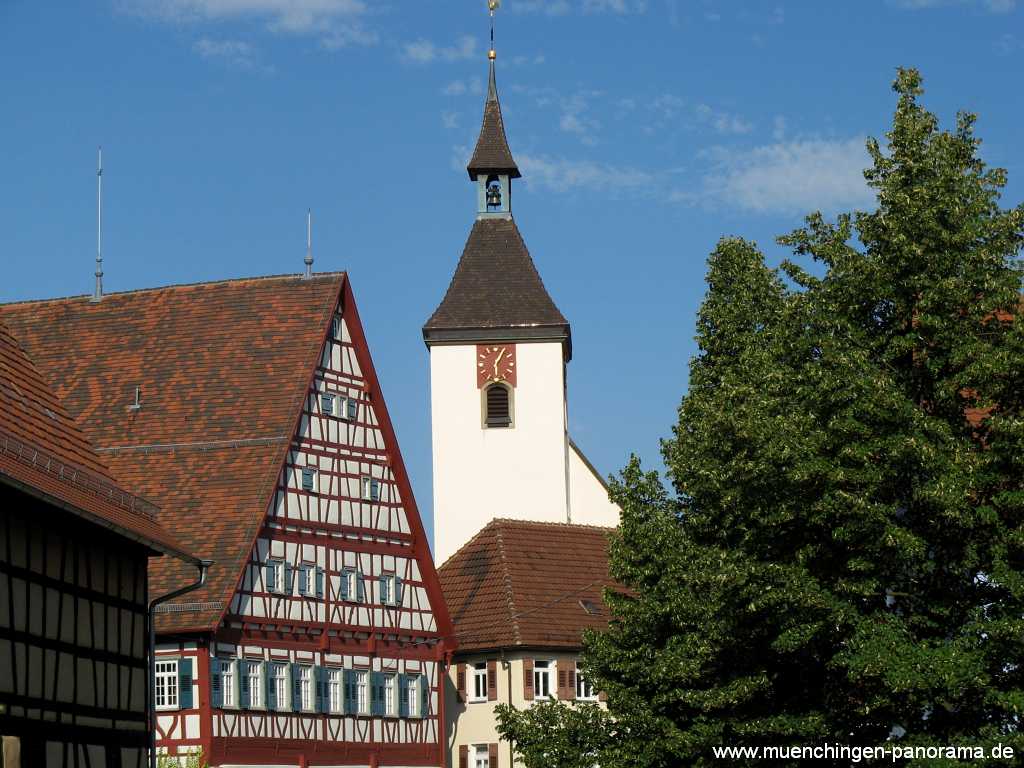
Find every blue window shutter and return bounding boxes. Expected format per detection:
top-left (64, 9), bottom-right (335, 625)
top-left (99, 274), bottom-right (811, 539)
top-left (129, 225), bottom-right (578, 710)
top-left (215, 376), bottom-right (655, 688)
top-left (371, 672), bottom-right (383, 716)
top-left (321, 393), bottom-right (333, 413)
top-left (345, 670), bottom-right (356, 714)
top-left (302, 467), bottom-right (315, 491)
top-left (394, 576), bottom-right (403, 607)
top-left (347, 398), bottom-right (358, 420)
top-left (371, 479), bottom-right (380, 501)
top-left (357, 573), bottom-right (365, 603)
top-left (210, 658), bottom-right (222, 709)
top-left (398, 675), bottom-right (410, 718)
top-left (315, 568), bottom-right (325, 599)
top-left (296, 565), bottom-right (307, 596)
top-left (177, 658), bottom-right (193, 709)
top-left (378, 575), bottom-right (388, 605)
top-left (284, 563), bottom-right (294, 594)
top-left (266, 663), bottom-right (276, 711)
top-left (292, 664), bottom-right (303, 712)
top-left (340, 570), bottom-right (350, 601)
top-left (314, 666), bottom-right (324, 713)
top-left (419, 674), bottom-right (428, 719)
top-left (265, 562), bottom-right (277, 592)
top-left (239, 662), bottom-right (250, 709)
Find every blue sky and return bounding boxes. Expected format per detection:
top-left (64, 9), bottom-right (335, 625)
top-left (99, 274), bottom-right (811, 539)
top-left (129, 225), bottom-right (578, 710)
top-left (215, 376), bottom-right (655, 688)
top-left (1, 0), bottom-right (1021, 544)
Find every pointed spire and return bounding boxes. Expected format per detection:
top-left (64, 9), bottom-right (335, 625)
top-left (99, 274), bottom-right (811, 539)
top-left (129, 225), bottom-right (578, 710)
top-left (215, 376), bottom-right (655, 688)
top-left (467, 6), bottom-right (520, 180)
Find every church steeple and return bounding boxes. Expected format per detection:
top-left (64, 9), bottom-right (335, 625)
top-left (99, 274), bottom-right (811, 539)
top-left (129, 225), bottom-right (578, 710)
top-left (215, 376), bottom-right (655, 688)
top-left (467, 4), bottom-right (519, 218)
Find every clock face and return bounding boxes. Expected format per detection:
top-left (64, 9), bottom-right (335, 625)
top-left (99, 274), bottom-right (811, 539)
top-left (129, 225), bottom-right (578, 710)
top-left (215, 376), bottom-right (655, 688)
top-left (476, 344), bottom-right (517, 388)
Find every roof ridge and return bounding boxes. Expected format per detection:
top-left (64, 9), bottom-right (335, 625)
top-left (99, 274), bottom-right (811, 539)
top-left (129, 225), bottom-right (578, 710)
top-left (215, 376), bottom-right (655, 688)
top-left (494, 524), bottom-right (523, 646)
top-left (492, 517), bottom-right (616, 532)
top-left (1, 271), bottom-right (347, 307)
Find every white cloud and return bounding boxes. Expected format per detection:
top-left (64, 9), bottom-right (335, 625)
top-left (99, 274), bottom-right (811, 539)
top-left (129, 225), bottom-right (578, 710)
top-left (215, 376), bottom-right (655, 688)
top-left (192, 37), bottom-right (268, 69)
top-left (402, 35), bottom-right (477, 64)
top-left (892, 0), bottom-right (1016, 12)
top-left (122, 0), bottom-right (376, 49)
top-left (695, 103), bottom-right (754, 135)
top-left (442, 111), bottom-right (460, 130)
top-left (772, 115), bottom-right (787, 141)
top-left (510, 0), bottom-right (644, 13)
top-left (443, 80), bottom-right (468, 96)
top-left (693, 137), bottom-right (873, 215)
top-left (558, 90), bottom-right (603, 146)
top-left (517, 153), bottom-right (654, 195)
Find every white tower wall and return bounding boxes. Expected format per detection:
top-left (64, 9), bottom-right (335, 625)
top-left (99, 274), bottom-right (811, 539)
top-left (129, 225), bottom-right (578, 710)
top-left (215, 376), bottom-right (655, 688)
top-left (430, 340), bottom-right (570, 564)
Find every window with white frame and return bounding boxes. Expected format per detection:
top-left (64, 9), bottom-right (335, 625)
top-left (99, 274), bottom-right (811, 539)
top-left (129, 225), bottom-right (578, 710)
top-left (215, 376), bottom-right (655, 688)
top-left (355, 670), bottom-right (369, 715)
top-left (384, 673), bottom-right (397, 717)
top-left (474, 744), bottom-right (489, 768)
top-left (271, 662), bottom-right (289, 711)
top-left (472, 661), bottom-right (488, 701)
top-left (361, 475), bottom-right (381, 501)
top-left (405, 674), bottom-right (419, 717)
top-left (575, 661), bottom-right (597, 700)
top-left (342, 569), bottom-right (360, 602)
top-left (328, 668), bottom-right (343, 713)
top-left (299, 565), bottom-right (315, 596)
top-left (222, 660), bottom-right (236, 708)
top-left (299, 666), bottom-right (314, 711)
top-left (265, 560), bottom-right (285, 594)
top-left (533, 660), bottom-right (553, 699)
top-left (247, 661), bottom-right (263, 708)
top-left (155, 660), bottom-right (179, 710)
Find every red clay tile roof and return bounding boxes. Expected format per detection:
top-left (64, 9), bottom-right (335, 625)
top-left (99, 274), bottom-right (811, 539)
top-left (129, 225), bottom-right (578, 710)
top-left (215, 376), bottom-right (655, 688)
top-left (438, 518), bottom-right (614, 653)
top-left (467, 61), bottom-right (520, 180)
top-left (0, 319), bottom-right (196, 563)
top-left (1, 273), bottom-right (343, 633)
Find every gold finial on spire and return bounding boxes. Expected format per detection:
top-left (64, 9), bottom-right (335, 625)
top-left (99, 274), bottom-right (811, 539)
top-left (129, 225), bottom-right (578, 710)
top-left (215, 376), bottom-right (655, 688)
top-left (488, 0), bottom-right (500, 59)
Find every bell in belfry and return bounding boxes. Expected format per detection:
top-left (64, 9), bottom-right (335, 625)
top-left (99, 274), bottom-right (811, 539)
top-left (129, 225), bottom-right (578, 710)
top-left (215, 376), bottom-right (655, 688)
top-left (486, 180), bottom-right (502, 209)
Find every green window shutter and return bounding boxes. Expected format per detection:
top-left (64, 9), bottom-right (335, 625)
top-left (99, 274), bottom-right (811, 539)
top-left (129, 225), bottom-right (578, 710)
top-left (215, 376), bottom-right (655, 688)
top-left (266, 663), bottom-right (276, 710)
top-left (346, 398), bottom-right (358, 420)
top-left (177, 658), bottom-right (193, 709)
top-left (239, 662), bottom-right (251, 709)
top-left (394, 576), bottom-right (403, 607)
top-left (371, 478), bottom-right (380, 501)
top-left (296, 565), bottom-right (307, 596)
top-left (283, 562), bottom-right (294, 594)
top-left (292, 664), bottom-right (303, 712)
top-left (356, 573), bottom-right (365, 603)
top-left (302, 467), bottom-right (315, 491)
top-left (340, 569), bottom-right (350, 601)
top-left (210, 657), bottom-right (222, 709)
top-left (321, 393), bottom-right (334, 413)
top-left (315, 666), bottom-right (325, 713)
top-left (419, 674), bottom-right (428, 719)
top-left (265, 562), bottom-right (277, 592)
top-left (398, 674), bottom-right (410, 718)
top-left (315, 567), bottom-right (325, 599)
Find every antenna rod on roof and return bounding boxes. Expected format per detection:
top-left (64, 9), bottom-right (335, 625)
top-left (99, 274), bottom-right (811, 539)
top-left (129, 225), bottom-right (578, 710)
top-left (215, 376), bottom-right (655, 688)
top-left (304, 208), bottom-right (313, 279)
top-left (92, 146), bottom-right (104, 302)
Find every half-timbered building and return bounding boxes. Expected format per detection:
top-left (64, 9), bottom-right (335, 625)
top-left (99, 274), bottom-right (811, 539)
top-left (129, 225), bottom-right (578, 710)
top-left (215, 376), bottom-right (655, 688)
top-left (2, 274), bottom-right (456, 767)
top-left (0, 319), bottom-right (201, 768)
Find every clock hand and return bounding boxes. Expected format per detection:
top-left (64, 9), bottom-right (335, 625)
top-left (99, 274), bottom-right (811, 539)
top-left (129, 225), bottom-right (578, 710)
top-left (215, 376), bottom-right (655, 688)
top-left (493, 348), bottom-right (506, 377)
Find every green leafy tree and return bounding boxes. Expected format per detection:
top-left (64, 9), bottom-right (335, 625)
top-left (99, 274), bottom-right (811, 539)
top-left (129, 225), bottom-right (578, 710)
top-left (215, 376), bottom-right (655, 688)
top-left (495, 699), bottom-right (615, 768)
top-left (581, 69), bottom-right (1024, 767)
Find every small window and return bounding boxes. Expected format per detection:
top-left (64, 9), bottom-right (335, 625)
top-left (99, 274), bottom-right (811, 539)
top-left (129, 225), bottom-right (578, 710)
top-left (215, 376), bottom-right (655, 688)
top-left (301, 467), bottom-right (316, 491)
top-left (328, 668), bottom-right (343, 713)
top-left (321, 392), bottom-right (334, 413)
top-left (472, 661), bottom-right (488, 701)
top-left (246, 661), bottom-right (264, 708)
top-left (474, 744), bottom-right (489, 768)
top-left (384, 673), bottom-right (398, 717)
top-left (270, 662), bottom-right (289, 711)
top-left (576, 662), bottom-right (597, 700)
top-left (221, 660), bottom-right (236, 708)
top-left (299, 665), bottom-right (314, 711)
top-left (265, 560), bottom-right (285, 594)
top-left (484, 383), bottom-right (512, 428)
top-left (345, 397), bottom-right (359, 421)
top-left (332, 316), bottom-right (341, 339)
top-left (361, 475), bottom-right (381, 501)
top-left (533, 660), bottom-right (553, 700)
top-left (155, 660), bottom-right (179, 710)
top-left (341, 569), bottom-right (363, 602)
top-left (355, 670), bottom-right (369, 715)
top-left (405, 675), bottom-right (419, 718)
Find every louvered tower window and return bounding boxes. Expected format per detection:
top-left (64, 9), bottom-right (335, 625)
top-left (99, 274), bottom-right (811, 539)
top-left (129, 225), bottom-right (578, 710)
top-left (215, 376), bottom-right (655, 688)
top-left (484, 383), bottom-right (512, 428)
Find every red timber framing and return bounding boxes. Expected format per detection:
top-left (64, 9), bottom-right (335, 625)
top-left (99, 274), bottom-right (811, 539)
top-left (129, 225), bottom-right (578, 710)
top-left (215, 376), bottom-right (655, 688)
top-left (154, 276), bottom-right (456, 767)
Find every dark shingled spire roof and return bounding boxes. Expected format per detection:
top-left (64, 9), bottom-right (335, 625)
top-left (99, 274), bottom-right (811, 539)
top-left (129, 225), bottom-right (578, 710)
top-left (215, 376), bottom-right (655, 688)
top-left (467, 60), bottom-right (521, 180)
top-left (423, 218), bottom-right (571, 354)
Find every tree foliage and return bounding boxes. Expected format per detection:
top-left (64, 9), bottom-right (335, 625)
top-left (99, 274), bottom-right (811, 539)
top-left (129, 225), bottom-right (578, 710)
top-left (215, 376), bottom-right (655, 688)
top-left (579, 69), bottom-right (1024, 767)
top-left (495, 699), bottom-right (615, 768)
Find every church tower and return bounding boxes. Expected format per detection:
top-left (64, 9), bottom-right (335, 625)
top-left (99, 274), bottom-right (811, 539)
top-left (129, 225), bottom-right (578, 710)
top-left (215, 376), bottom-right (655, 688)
top-left (424, 17), bottom-right (619, 564)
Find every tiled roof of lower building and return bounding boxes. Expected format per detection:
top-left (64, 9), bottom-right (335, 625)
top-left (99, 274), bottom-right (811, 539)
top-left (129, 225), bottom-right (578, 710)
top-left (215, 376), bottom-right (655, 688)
top-left (0, 319), bottom-right (196, 563)
top-left (438, 518), bottom-right (614, 652)
top-left (1, 273), bottom-right (344, 632)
